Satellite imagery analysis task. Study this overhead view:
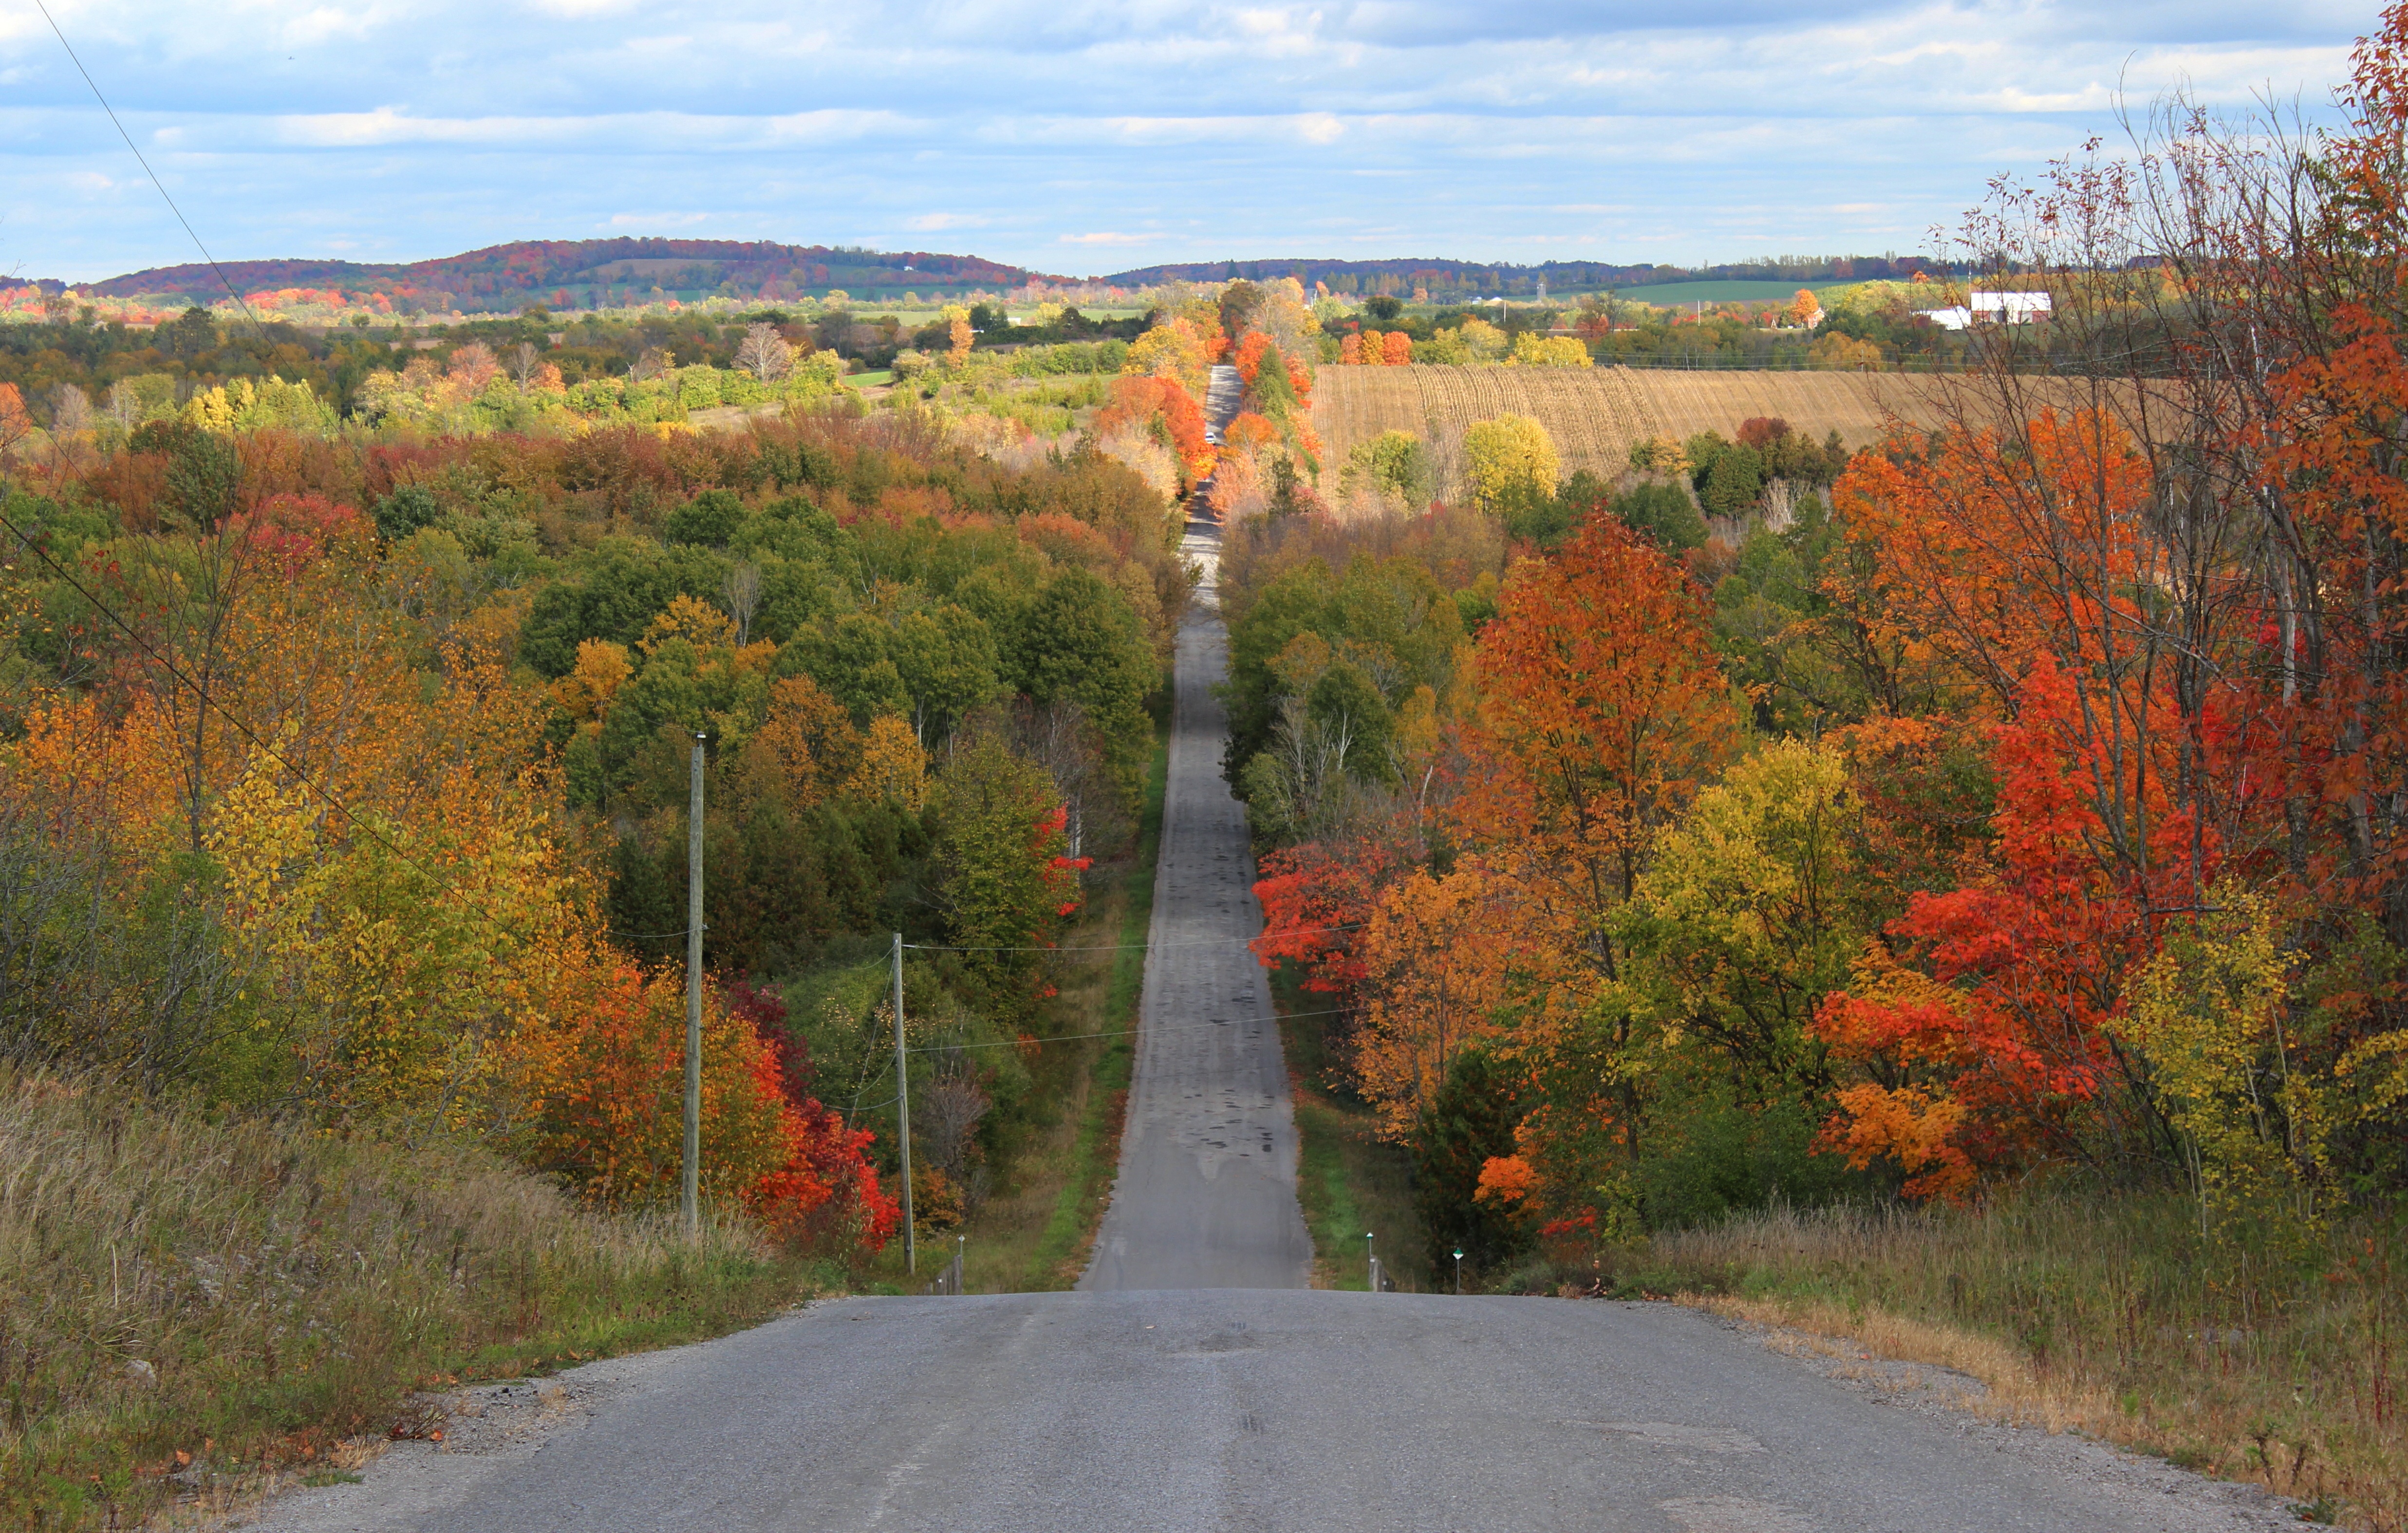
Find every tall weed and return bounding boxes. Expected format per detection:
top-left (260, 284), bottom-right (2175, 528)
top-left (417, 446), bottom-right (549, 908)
top-left (0, 1070), bottom-right (831, 1529)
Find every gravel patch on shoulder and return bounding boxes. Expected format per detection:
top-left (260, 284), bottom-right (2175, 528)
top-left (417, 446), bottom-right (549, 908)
top-left (219, 1348), bottom-right (687, 1533)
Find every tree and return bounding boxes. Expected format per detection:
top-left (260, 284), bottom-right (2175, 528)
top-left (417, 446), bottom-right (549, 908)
top-left (1617, 739), bottom-right (1868, 1103)
top-left (0, 385), bottom-right (36, 457)
top-left (1699, 443), bottom-right (1763, 518)
top-left (735, 322), bottom-right (794, 384)
top-left (1414, 1047), bottom-right (1530, 1279)
top-left (1007, 566), bottom-right (1155, 792)
top-left (1444, 516), bottom-right (1740, 1226)
top-left (1462, 413), bottom-right (1558, 515)
top-left (1095, 374), bottom-right (1211, 486)
top-left (932, 727), bottom-right (1082, 1016)
top-left (1121, 318), bottom-right (1210, 396)
top-left (1609, 482), bottom-right (1707, 552)
top-left (665, 488), bottom-right (745, 547)
top-left (1339, 431), bottom-right (1434, 513)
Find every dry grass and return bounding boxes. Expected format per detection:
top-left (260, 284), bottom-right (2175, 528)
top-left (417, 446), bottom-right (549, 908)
top-left (0, 1071), bottom-right (835, 1530)
top-left (1622, 1198), bottom-right (2402, 1529)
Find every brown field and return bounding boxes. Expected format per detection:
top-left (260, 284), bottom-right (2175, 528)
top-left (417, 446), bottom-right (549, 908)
top-left (1308, 365), bottom-right (1955, 489)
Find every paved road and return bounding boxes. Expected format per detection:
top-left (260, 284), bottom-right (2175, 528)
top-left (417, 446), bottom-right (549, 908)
top-left (261, 1290), bottom-right (2296, 1533)
top-left (1080, 519), bottom-right (1313, 1291)
top-left (253, 520), bottom-right (2295, 1533)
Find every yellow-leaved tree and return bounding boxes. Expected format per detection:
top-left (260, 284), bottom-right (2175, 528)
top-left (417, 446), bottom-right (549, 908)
top-left (2120, 883), bottom-right (2333, 1240)
top-left (1121, 318), bottom-right (1211, 396)
top-left (1462, 413), bottom-right (1559, 513)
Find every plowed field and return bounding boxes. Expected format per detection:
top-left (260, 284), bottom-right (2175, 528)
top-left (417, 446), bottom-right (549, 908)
top-left (1309, 366), bottom-right (1954, 486)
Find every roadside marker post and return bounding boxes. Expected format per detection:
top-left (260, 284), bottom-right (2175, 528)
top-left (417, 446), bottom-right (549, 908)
top-left (1454, 1249), bottom-right (1464, 1294)
top-left (1365, 1233), bottom-right (1375, 1293)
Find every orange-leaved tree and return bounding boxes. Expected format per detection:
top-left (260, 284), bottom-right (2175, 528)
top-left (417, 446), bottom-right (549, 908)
top-left (509, 952), bottom-right (896, 1249)
top-left (1423, 518), bottom-right (1738, 1232)
top-left (1095, 375), bottom-right (1212, 487)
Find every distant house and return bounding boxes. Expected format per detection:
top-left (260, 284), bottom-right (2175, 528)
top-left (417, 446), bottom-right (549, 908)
top-left (1914, 291), bottom-right (2053, 330)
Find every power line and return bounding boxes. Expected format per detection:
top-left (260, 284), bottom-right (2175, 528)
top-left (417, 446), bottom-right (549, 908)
top-left (906, 1007), bottom-right (1353, 1054)
top-left (0, 508), bottom-right (542, 947)
top-left (903, 922), bottom-right (1360, 954)
top-left (32, 0), bottom-right (267, 339)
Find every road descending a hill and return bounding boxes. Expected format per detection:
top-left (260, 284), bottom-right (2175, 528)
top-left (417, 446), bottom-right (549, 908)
top-left (249, 522), bottom-right (2300, 1533)
top-left (1078, 517), bottom-right (1315, 1292)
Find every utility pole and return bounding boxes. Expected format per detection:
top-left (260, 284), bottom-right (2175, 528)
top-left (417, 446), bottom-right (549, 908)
top-left (682, 733), bottom-right (706, 1240)
top-left (894, 932), bottom-right (915, 1275)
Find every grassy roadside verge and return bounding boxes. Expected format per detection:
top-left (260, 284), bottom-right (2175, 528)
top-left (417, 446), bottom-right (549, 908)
top-left (0, 1072), bottom-right (837, 1531)
top-left (1268, 965), bottom-right (1425, 1291)
top-left (868, 729), bottom-right (1169, 1294)
top-left (1578, 1199), bottom-right (2403, 1529)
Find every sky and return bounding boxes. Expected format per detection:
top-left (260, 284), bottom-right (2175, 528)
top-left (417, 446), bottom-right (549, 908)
top-left (0, 0), bottom-right (2376, 284)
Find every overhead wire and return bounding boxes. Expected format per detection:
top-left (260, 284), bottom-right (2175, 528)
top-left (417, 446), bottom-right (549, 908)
top-left (905, 1008), bottom-right (1352, 1054)
top-left (13, 30), bottom-right (1344, 1058)
top-left (903, 923), bottom-right (1359, 954)
top-left (31, 0), bottom-right (270, 341)
top-left (0, 505), bottom-right (549, 948)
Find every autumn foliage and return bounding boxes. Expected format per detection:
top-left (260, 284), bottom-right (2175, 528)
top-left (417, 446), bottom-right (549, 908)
top-left (1234, 8), bottom-right (2408, 1274)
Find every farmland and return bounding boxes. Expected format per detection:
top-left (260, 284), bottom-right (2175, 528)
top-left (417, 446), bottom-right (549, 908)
top-left (1308, 363), bottom-right (1948, 487)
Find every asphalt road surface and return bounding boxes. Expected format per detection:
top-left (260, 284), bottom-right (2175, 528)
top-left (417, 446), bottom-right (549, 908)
top-left (1079, 519), bottom-right (1315, 1291)
top-left (258, 1291), bottom-right (2296, 1533)
top-left (249, 522), bottom-right (2297, 1533)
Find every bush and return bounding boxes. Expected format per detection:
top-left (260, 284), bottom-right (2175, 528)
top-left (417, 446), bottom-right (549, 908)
top-left (1636, 1097), bottom-right (1869, 1230)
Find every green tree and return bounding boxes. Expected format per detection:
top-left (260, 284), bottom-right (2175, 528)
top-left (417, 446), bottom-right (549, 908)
top-left (666, 489), bottom-right (746, 547)
top-left (1006, 567), bottom-right (1155, 793)
top-left (1341, 430), bottom-right (1435, 512)
top-left (932, 729), bottom-right (1076, 1018)
top-left (889, 604), bottom-right (1001, 743)
top-left (372, 485), bottom-right (443, 543)
top-left (1699, 444), bottom-right (1764, 518)
top-left (783, 613), bottom-right (912, 725)
top-left (1414, 1047), bottom-right (1530, 1281)
top-left (1609, 482), bottom-right (1707, 553)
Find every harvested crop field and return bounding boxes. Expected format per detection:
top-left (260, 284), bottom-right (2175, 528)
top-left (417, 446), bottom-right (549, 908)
top-left (1309, 365), bottom-right (1953, 487)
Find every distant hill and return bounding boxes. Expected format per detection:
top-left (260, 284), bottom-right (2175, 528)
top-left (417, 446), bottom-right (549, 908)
top-left (1098, 255), bottom-right (1940, 299)
top-left (52, 241), bottom-right (1945, 314)
top-left (79, 239), bottom-right (1067, 314)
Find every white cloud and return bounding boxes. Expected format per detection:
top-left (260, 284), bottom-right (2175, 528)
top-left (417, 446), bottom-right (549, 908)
top-left (0, 0), bottom-right (2370, 280)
